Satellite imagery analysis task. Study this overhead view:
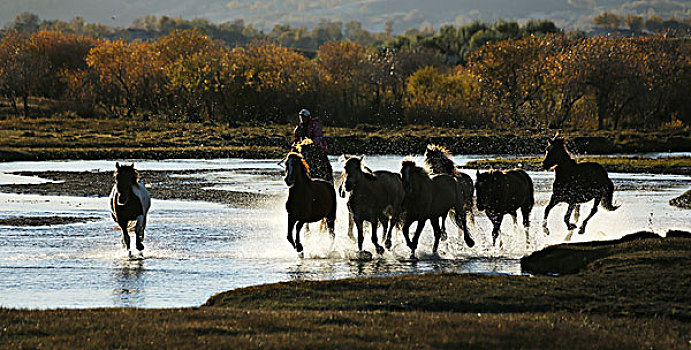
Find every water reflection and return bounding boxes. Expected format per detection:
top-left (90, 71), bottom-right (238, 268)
top-left (112, 259), bottom-right (145, 307)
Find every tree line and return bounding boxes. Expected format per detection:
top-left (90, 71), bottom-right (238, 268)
top-left (0, 20), bottom-right (689, 130)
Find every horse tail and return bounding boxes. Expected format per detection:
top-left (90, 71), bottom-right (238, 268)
top-left (453, 182), bottom-right (475, 247)
top-left (601, 178), bottom-right (619, 211)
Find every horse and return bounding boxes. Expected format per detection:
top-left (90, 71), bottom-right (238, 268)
top-left (341, 156), bottom-right (404, 255)
top-left (400, 160), bottom-right (475, 258)
top-left (284, 152), bottom-right (337, 254)
top-left (475, 168), bottom-right (534, 247)
top-left (109, 162), bottom-right (151, 256)
top-left (424, 144), bottom-right (475, 236)
top-left (542, 135), bottom-right (619, 235)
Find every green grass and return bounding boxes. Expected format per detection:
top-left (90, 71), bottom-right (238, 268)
top-left (670, 189), bottom-right (691, 209)
top-left (1, 234), bottom-right (690, 348)
top-left (465, 155), bottom-right (691, 175)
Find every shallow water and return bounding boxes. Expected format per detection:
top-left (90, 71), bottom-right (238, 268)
top-left (0, 155), bottom-right (689, 309)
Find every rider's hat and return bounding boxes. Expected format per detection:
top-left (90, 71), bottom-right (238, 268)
top-left (299, 109), bottom-right (311, 118)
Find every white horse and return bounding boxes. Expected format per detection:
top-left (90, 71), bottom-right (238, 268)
top-left (109, 162), bottom-right (151, 257)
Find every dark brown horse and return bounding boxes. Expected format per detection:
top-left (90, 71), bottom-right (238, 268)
top-left (400, 160), bottom-right (474, 258)
top-left (284, 152), bottom-right (336, 254)
top-left (341, 156), bottom-right (404, 255)
top-left (294, 138), bottom-right (333, 183)
top-left (109, 162), bottom-right (151, 256)
top-left (424, 144), bottom-right (475, 236)
top-left (475, 169), bottom-right (534, 247)
top-left (542, 135), bottom-right (619, 235)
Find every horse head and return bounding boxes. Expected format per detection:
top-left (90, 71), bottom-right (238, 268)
top-left (284, 153), bottom-right (309, 187)
top-left (543, 134), bottom-right (569, 170)
top-left (342, 156), bottom-right (364, 192)
top-left (474, 169), bottom-right (501, 211)
top-left (114, 162), bottom-right (139, 205)
top-left (401, 159), bottom-right (425, 194)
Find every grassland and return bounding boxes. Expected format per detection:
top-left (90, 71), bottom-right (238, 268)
top-left (1, 232), bottom-right (689, 348)
top-left (1, 117), bottom-right (690, 161)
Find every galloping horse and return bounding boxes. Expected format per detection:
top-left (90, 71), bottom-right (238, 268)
top-left (110, 162), bottom-right (151, 256)
top-left (400, 160), bottom-right (474, 258)
top-left (542, 135), bottom-right (619, 235)
top-left (341, 156), bottom-right (404, 255)
top-left (475, 169), bottom-right (534, 247)
top-left (424, 144), bottom-right (475, 236)
top-left (284, 152), bottom-right (337, 254)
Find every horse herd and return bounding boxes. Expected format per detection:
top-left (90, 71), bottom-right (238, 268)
top-left (110, 134), bottom-right (618, 259)
top-left (284, 135), bottom-right (619, 259)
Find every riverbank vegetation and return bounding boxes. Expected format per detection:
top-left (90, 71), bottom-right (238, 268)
top-left (1, 232), bottom-right (689, 348)
top-left (1, 14), bottom-right (690, 132)
top-left (1, 117), bottom-right (690, 161)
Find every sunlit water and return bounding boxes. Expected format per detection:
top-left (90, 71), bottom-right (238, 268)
top-left (0, 155), bottom-right (689, 309)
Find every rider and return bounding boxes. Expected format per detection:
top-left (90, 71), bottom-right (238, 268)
top-left (293, 108), bottom-right (327, 153)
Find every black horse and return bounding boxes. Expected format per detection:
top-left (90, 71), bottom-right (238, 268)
top-left (284, 152), bottom-right (336, 254)
top-left (542, 135), bottom-right (619, 235)
top-left (475, 169), bottom-right (534, 247)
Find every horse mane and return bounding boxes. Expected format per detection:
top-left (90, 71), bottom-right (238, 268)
top-left (425, 144), bottom-right (457, 175)
top-left (287, 152), bottom-right (311, 177)
top-left (295, 138), bottom-right (315, 154)
top-left (401, 159), bottom-right (428, 175)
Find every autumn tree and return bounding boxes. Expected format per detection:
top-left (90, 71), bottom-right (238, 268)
top-left (469, 36), bottom-right (548, 126)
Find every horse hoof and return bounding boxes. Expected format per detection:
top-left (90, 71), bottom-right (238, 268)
top-left (567, 223), bottom-right (577, 230)
top-left (385, 240), bottom-right (392, 250)
top-left (357, 251), bottom-right (373, 260)
top-left (440, 231), bottom-right (448, 241)
top-left (296, 243), bottom-right (304, 253)
top-left (375, 246), bottom-right (385, 255)
top-left (298, 252), bottom-right (304, 259)
top-left (578, 227), bottom-right (586, 235)
top-left (409, 253), bottom-right (418, 261)
top-left (136, 243), bottom-right (144, 251)
top-left (465, 237), bottom-right (475, 248)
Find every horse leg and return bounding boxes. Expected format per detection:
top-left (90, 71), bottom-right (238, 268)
top-left (573, 204), bottom-right (581, 222)
top-left (379, 215), bottom-right (390, 250)
top-left (411, 220), bottom-right (426, 255)
top-left (430, 218), bottom-right (442, 254)
top-left (294, 221), bottom-right (305, 253)
top-left (119, 221), bottom-right (131, 251)
top-left (355, 218), bottom-right (365, 252)
top-left (401, 220), bottom-right (413, 250)
top-left (287, 216), bottom-right (297, 249)
top-left (134, 214), bottom-right (146, 251)
top-left (521, 204), bottom-right (531, 246)
top-left (371, 219), bottom-right (385, 255)
top-left (347, 211), bottom-right (355, 241)
top-left (564, 203), bottom-right (577, 231)
top-left (578, 199), bottom-right (600, 235)
top-left (439, 213), bottom-right (448, 241)
top-left (542, 196), bottom-right (558, 235)
top-left (488, 212), bottom-right (502, 247)
top-left (511, 212), bottom-right (518, 225)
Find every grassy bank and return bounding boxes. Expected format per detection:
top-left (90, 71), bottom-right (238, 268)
top-left (1, 117), bottom-right (690, 161)
top-left (465, 155), bottom-right (691, 175)
top-left (1, 232), bottom-right (689, 348)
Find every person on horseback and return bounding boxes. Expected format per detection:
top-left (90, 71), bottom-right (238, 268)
top-left (293, 109), bottom-right (327, 153)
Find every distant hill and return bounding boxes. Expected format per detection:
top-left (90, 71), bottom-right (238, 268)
top-left (1, 0), bottom-right (689, 33)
